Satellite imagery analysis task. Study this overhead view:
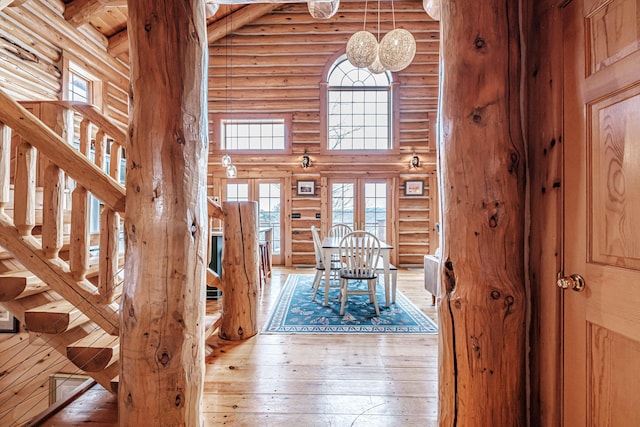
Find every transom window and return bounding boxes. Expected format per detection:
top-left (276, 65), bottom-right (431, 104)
top-left (221, 118), bottom-right (286, 150)
top-left (326, 57), bottom-right (392, 150)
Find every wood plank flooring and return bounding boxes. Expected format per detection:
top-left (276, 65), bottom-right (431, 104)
top-left (40, 267), bottom-right (439, 426)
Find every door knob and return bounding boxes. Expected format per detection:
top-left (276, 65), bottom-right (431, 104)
top-left (556, 272), bottom-right (586, 292)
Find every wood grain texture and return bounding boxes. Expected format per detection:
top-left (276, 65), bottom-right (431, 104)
top-left (120, 1), bottom-right (209, 425)
top-left (219, 201), bottom-right (259, 340)
top-left (523, 0), bottom-right (564, 424)
top-left (437, 0), bottom-right (527, 424)
top-left (38, 267), bottom-right (439, 426)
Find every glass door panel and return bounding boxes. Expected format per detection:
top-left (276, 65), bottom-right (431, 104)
top-left (223, 179), bottom-right (283, 264)
top-left (364, 182), bottom-right (387, 241)
top-left (330, 178), bottom-right (389, 242)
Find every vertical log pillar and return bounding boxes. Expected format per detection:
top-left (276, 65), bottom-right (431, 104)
top-left (219, 201), bottom-right (259, 340)
top-left (121, 1), bottom-right (209, 425)
top-left (437, 0), bottom-right (526, 425)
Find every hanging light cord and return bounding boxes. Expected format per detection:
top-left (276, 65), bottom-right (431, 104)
top-left (363, 0), bottom-right (369, 31)
top-left (376, 0), bottom-right (381, 41)
top-left (390, 0), bottom-right (397, 30)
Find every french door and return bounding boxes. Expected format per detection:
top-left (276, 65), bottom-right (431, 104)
top-left (223, 179), bottom-right (283, 265)
top-left (329, 178), bottom-right (391, 242)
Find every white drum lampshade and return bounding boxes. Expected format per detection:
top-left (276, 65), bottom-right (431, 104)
top-left (378, 28), bottom-right (416, 72)
top-left (346, 30), bottom-right (378, 68)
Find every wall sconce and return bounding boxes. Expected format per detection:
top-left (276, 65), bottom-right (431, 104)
top-left (410, 152), bottom-right (420, 168)
top-left (301, 151), bottom-right (311, 168)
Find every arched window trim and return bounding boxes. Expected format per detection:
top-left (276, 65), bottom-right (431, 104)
top-left (319, 52), bottom-right (400, 155)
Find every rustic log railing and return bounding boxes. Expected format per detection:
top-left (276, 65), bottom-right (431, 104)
top-left (0, 91), bottom-right (125, 334)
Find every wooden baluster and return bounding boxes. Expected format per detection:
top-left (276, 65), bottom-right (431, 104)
top-left (94, 129), bottom-right (107, 171)
top-left (69, 119), bottom-right (92, 280)
top-left (41, 160), bottom-right (64, 258)
top-left (69, 186), bottom-right (90, 280)
top-left (14, 141), bottom-right (36, 236)
top-left (98, 204), bottom-right (119, 303)
top-left (0, 123), bottom-right (11, 213)
top-left (97, 141), bottom-right (122, 301)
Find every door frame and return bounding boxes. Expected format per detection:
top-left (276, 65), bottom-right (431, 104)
top-left (320, 173), bottom-right (398, 265)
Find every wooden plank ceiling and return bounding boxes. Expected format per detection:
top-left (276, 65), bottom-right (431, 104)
top-left (55, 0), bottom-right (331, 61)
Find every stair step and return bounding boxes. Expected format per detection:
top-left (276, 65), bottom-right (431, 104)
top-left (24, 300), bottom-right (90, 334)
top-left (0, 270), bottom-right (49, 301)
top-left (67, 329), bottom-right (119, 372)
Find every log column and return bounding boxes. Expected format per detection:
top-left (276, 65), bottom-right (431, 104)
top-left (219, 201), bottom-right (259, 341)
top-left (437, 0), bottom-right (526, 425)
top-left (121, 1), bottom-right (208, 425)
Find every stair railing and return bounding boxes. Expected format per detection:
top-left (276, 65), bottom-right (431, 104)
top-left (0, 90), bottom-right (125, 334)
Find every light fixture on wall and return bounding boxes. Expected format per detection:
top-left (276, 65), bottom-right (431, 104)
top-left (410, 152), bottom-right (420, 168)
top-left (346, 0), bottom-right (417, 73)
top-left (301, 150), bottom-right (311, 168)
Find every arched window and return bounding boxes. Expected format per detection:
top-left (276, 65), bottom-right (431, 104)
top-left (325, 56), bottom-right (393, 150)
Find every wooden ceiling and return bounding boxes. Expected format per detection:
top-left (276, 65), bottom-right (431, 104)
top-left (56, 0), bottom-right (286, 61)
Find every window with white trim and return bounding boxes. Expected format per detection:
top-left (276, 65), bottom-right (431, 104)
top-left (326, 56), bottom-right (393, 150)
top-left (221, 118), bottom-right (286, 150)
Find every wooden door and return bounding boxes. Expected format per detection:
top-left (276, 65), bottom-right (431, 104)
top-left (563, 0), bottom-right (640, 424)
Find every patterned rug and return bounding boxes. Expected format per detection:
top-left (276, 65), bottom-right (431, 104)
top-left (262, 274), bottom-right (438, 334)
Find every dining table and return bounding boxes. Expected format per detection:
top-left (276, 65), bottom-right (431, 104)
top-left (321, 235), bottom-right (394, 308)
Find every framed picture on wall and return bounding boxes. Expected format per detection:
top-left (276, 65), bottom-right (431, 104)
top-left (297, 180), bottom-right (315, 196)
top-left (405, 180), bottom-right (424, 196)
top-left (0, 307), bottom-right (19, 333)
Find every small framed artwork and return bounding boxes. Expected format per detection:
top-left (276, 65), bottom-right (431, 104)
top-left (297, 180), bottom-right (315, 196)
top-left (0, 307), bottom-right (19, 333)
top-left (405, 180), bottom-right (424, 196)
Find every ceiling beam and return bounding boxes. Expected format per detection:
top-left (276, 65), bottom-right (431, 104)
top-left (207, 3), bottom-right (280, 44)
top-left (64, 0), bottom-right (127, 28)
top-left (108, 3), bottom-right (281, 57)
top-left (0, 0), bottom-right (28, 11)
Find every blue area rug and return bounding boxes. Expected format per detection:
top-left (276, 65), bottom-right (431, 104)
top-left (263, 274), bottom-right (438, 334)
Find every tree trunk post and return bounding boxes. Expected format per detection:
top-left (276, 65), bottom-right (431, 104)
top-left (219, 201), bottom-right (259, 341)
top-left (437, 0), bottom-right (527, 425)
top-left (121, 1), bottom-right (209, 425)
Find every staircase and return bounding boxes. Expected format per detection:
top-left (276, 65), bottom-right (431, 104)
top-left (0, 91), bottom-right (222, 412)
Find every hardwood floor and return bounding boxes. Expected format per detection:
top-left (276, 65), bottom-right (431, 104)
top-left (41, 267), bottom-right (439, 426)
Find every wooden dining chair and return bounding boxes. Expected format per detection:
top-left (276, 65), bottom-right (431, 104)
top-left (338, 230), bottom-right (381, 316)
top-left (329, 223), bottom-right (352, 238)
top-left (310, 225), bottom-right (341, 303)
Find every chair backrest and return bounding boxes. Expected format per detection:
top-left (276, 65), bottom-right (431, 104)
top-left (310, 225), bottom-right (325, 269)
top-left (329, 223), bottom-right (352, 238)
top-left (339, 231), bottom-right (381, 277)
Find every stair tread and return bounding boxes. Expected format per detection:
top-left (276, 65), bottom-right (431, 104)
top-left (0, 270), bottom-right (49, 301)
top-left (25, 299), bottom-right (90, 334)
top-left (68, 329), bottom-right (119, 372)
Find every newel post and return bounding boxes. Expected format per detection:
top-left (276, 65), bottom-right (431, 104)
top-left (219, 201), bottom-right (259, 341)
top-left (121, 0), bottom-right (209, 425)
top-left (437, 0), bottom-right (527, 425)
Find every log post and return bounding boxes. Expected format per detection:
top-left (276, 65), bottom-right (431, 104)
top-left (437, 0), bottom-right (526, 425)
top-left (219, 201), bottom-right (259, 341)
top-left (121, 1), bottom-right (209, 425)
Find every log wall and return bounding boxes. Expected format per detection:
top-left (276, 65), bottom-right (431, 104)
top-left (0, 0), bottom-right (129, 125)
top-left (207, 1), bottom-right (440, 266)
